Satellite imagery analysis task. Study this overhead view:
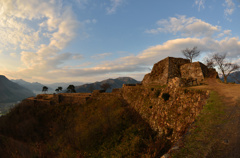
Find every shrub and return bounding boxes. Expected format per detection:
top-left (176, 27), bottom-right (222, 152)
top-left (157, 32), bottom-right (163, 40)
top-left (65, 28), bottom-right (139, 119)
top-left (162, 93), bottom-right (170, 101)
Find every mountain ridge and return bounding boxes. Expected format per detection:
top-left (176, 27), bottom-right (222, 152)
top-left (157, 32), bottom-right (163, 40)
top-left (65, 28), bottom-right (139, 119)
top-left (0, 75), bottom-right (35, 103)
top-left (75, 77), bottom-right (139, 92)
top-left (11, 79), bottom-right (50, 94)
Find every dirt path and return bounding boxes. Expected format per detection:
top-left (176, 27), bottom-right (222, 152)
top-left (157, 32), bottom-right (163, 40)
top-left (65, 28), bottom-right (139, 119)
top-left (194, 79), bottom-right (240, 158)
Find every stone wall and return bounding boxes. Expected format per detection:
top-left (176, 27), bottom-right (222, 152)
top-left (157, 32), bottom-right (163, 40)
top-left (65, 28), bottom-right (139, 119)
top-left (142, 57), bottom-right (190, 85)
top-left (25, 93), bottom-right (92, 106)
top-left (23, 80), bottom-right (209, 146)
top-left (142, 57), bottom-right (170, 85)
top-left (180, 62), bottom-right (207, 82)
top-left (142, 57), bottom-right (218, 86)
top-left (168, 57), bottom-right (190, 79)
top-left (122, 85), bottom-right (209, 142)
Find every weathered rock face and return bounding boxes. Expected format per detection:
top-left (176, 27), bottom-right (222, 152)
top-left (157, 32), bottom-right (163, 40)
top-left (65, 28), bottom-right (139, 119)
top-left (142, 57), bottom-right (190, 85)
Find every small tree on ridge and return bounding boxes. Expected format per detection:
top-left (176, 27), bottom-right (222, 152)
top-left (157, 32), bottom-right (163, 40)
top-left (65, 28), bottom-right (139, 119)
top-left (67, 85), bottom-right (76, 93)
top-left (42, 86), bottom-right (48, 94)
top-left (182, 46), bottom-right (200, 63)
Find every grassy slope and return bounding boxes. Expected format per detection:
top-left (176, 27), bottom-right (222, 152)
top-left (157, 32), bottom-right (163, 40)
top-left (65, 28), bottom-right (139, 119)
top-left (171, 91), bottom-right (226, 157)
top-left (0, 94), bottom-right (170, 158)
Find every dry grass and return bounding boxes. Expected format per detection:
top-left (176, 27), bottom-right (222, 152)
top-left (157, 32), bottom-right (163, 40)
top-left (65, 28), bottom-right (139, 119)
top-left (0, 94), bottom-right (171, 157)
top-left (171, 91), bottom-right (226, 157)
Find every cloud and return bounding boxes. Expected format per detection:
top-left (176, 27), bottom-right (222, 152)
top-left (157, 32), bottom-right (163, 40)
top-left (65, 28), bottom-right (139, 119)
top-left (6, 14), bottom-right (240, 83)
top-left (91, 53), bottom-right (112, 59)
top-left (195, 0), bottom-right (206, 11)
top-left (83, 19), bottom-right (97, 24)
top-left (0, 16), bottom-right (40, 50)
top-left (217, 29), bottom-right (232, 38)
top-left (224, 0), bottom-right (235, 15)
top-left (0, 0), bottom-right (99, 82)
top-left (26, 36), bottom-right (239, 81)
top-left (0, 0), bottom-right (77, 52)
top-left (5, 34), bottom-right (240, 83)
top-left (72, 54), bottom-right (84, 60)
top-left (10, 53), bottom-right (17, 58)
top-left (146, 15), bottom-right (220, 37)
top-left (223, 0), bottom-right (235, 21)
top-left (106, 0), bottom-right (124, 14)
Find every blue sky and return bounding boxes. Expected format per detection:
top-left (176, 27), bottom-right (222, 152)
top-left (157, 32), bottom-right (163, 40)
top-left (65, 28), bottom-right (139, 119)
top-left (0, 0), bottom-right (240, 83)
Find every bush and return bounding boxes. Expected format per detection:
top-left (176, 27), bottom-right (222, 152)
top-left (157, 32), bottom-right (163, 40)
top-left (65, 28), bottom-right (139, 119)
top-left (162, 93), bottom-right (170, 101)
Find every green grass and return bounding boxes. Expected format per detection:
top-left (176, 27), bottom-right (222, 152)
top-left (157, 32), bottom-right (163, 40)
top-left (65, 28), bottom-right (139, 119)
top-left (172, 91), bottom-right (226, 158)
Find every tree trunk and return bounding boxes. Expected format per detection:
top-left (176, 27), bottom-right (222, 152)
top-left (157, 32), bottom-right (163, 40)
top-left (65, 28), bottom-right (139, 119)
top-left (224, 75), bottom-right (228, 83)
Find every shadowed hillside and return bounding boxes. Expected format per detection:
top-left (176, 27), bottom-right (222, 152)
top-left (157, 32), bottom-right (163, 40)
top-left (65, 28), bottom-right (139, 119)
top-left (0, 93), bottom-right (171, 157)
top-left (0, 75), bottom-right (35, 103)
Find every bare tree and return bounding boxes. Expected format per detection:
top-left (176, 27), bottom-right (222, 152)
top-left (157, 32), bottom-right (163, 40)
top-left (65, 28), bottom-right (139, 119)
top-left (204, 57), bottom-right (214, 68)
top-left (211, 53), bottom-right (240, 83)
top-left (182, 46), bottom-right (200, 63)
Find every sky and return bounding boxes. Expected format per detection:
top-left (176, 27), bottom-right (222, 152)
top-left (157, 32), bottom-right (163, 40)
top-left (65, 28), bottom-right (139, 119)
top-left (0, 0), bottom-right (240, 84)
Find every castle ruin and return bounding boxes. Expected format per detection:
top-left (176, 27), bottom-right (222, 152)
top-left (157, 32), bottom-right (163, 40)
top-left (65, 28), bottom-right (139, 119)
top-left (142, 57), bottom-right (218, 86)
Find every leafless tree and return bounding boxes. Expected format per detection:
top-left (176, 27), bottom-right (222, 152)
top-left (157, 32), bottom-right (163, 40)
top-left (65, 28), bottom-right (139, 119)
top-left (182, 46), bottom-right (200, 63)
top-left (204, 57), bottom-right (215, 68)
top-left (211, 53), bottom-right (240, 83)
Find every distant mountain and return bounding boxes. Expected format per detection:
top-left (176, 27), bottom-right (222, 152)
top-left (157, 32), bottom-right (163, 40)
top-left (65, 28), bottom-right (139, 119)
top-left (220, 71), bottom-right (240, 83)
top-left (0, 75), bottom-right (35, 103)
top-left (46, 82), bottom-right (84, 90)
top-left (11, 79), bottom-right (51, 94)
top-left (75, 77), bottom-right (140, 93)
